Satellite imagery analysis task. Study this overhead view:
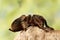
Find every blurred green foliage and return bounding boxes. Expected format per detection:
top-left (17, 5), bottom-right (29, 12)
top-left (0, 0), bottom-right (60, 40)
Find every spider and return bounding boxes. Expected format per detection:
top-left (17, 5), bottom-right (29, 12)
top-left (9, 15), bottom-right (54, 32)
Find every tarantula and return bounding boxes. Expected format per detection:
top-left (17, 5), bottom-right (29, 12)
top-left (9, 15), bottom-right (54, 32)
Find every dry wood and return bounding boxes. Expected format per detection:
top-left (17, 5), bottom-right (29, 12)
top-left (14, 26), bottom-right (60, 40)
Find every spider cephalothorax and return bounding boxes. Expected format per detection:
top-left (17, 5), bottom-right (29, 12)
top-left (9, 15), bottom-right (54, 32)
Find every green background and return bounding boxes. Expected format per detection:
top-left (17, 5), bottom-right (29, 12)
top-left (0, 0), bottom-right (60, 40)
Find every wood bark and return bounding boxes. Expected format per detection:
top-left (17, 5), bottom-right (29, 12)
top-left (14, 26), bottom-right (60, 40)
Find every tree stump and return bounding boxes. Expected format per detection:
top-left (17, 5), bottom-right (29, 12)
top-left (14, 26), bottom-right (60, 40)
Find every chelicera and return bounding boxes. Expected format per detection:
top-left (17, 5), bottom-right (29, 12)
top-left (9, 15), bottom-right (54, 32)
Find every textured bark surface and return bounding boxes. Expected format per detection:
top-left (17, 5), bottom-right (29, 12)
top-left (14, 26), bottom-right (60, 40)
